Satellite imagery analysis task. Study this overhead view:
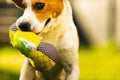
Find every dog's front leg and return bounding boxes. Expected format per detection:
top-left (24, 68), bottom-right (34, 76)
top-left (65, 63), bottom-right (80, 80)
top-left (19, 59), bottom-right (35, 80)
top-left (59, 49), bottom-right (80, 80)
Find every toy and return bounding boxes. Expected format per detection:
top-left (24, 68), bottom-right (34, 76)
top-left (9, 24), bottom-right (58, 71)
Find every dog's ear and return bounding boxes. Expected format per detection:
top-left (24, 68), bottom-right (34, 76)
top-left (7, 0), bottom-right (23, 9)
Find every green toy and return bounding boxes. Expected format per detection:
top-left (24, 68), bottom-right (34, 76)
top-left (9, 23), bottom-right (58, 71)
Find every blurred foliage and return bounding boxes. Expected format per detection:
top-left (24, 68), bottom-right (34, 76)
top-left (0, 70), bottom-right (19, 80)
top-left (80, 42), bottom-right (120, 80)
top-left (0, 41), bottom-right (120, 80)
top-left (0, 45), bottom-right (25, 80)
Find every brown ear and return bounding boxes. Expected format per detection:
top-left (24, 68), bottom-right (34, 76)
top-left (7, 0), bottom-right (23, 9)
top-left (12, 0), bottom-right (23, 7)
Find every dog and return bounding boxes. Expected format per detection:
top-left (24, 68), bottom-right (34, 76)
top-left (8, 0), bottom-right (80, 80)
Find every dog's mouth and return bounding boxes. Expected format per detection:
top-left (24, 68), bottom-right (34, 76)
top-left (45, 18), bottom-right (51, 26)
top-left (35, 18), bottom-right (51, 35)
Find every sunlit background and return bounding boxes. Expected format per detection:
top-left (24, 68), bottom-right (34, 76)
top-left (0, 0), bottom-right (120, 80)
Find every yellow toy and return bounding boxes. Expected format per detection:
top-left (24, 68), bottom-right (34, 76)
top-left (9, 23), bottom-right (58, 71)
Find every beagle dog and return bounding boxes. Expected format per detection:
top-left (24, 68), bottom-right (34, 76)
top-left (8, 0), bottom-right (80, 80)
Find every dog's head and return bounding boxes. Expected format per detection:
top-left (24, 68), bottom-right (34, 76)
top-left (9, 0), bottom-right (64, 34)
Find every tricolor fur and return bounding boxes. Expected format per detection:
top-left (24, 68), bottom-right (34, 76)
top-left (8, 0), bottom-right (80, 80)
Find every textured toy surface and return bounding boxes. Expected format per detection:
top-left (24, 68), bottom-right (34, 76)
top-left (9, 25), bottom-right (58, 71)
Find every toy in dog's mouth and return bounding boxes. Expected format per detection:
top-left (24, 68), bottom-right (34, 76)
top-left (9, 17), bottom-right (52, 37)
top-left (9, 24), bottom-right (59, 71)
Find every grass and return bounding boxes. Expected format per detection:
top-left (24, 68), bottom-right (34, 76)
top-left (79, 46), bottom-right (120, 80)
top-left (0, 43), bottom-right (120, 80)
top-left (0, 45), bottom-right (25, 80)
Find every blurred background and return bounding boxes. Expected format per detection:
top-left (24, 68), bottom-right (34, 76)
top-left (0, 0), bottom-right (120, 80)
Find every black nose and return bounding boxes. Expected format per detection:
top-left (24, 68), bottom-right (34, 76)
top-left (18, 22), bottom-right (31, 31)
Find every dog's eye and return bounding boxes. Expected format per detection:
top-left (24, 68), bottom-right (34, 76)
top-left (34, 2), bottom-right (45, 10)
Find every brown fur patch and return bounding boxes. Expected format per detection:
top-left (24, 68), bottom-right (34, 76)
top-left (31, 0), bottom-right (64, 22)
top-left (11, 0), bottom-right (64, 21)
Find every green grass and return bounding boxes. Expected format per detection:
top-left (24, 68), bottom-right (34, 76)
top-left (0, 43), bottom-right (120, 80)
top-left (80, 46), bottom-right (120, 80)
top-left (0, 46), bottom-right (25, 80)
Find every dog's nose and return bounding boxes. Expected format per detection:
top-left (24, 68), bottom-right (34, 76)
top-left (18, 22), bottom-right (31, 31)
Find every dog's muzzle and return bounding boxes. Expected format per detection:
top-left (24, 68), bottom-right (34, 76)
top-left (18, 22), bottom-right (31, 31)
